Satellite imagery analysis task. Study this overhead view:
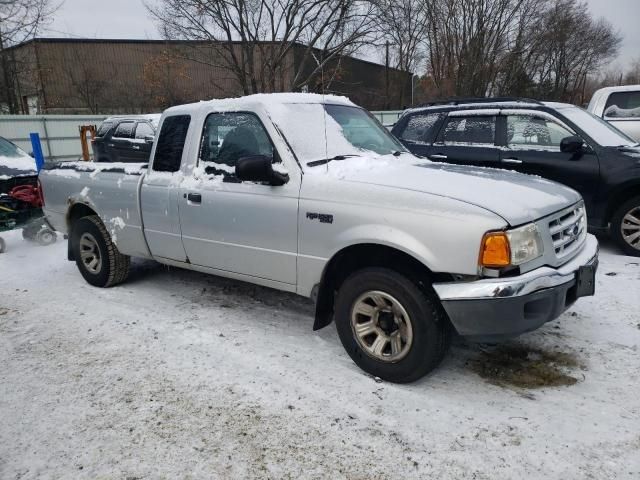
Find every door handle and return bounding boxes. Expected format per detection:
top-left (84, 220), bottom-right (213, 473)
top-left (502, 157), bottom-right (523, 164)
top-left (108, 143), bottom-right (115, 147)
top-left (186, 193), bottom-right (202, 203)
top-left (430, 154), bottom-right (448, 160)
top-left (132, 145), bottom-right (140, 150)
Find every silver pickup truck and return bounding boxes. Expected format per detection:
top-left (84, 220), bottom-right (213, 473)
top-left (40, 93), bottom-right (598, 383)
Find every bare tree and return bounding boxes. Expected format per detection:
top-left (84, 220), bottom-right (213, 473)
top-left (147, 0), bottom-right (376, 96)
top-left (522, 0), bottom-right (621, 103)
top-left (424, 0), bottom-right (552, 98)
top-left (373, 0), bottom-right (428, 105)
top-left (59, 45), bottom-right (108, 114)
top-left (142, 49), bottom-right (194, 110)
top-left (0, 0), bottom-right (59, 113)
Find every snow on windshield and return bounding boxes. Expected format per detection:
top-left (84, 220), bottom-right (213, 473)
top-left (559, 106), bottom-right (637, 147)
top-left (266, 103), bottom-right (404, 165)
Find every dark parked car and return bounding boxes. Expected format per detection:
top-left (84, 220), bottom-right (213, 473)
top-left (92, 115), bottom-right (160, 163)
top-left (392, 97), bottom-right (640, 256)
top-left (0, 136), bottom-right (38, 194)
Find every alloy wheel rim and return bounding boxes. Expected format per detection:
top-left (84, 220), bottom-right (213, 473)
top-left (79, 232), bottom-right (102, 274)
top-left (350, 290), bottom-right (413, 363)
top-left (621, 206), bottom-right (640, 251)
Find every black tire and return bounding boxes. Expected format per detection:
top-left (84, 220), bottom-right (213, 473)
top-left (22, 223), bottom-right (40, 241)
top-left (334, 267), bottom-right (451, 383)
top-left (610, 196), bottom-right (640, 257)
top-left (71, 215), bottom-right (130, 287)
top-left (0, 237), bottom-right (5, 253)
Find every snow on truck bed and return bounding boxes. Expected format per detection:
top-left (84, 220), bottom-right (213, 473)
top-left (0, 230), bottom-right (638, 479)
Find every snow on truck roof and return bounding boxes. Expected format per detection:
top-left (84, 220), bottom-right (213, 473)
top-left (163, 93), bottom-right (355, 116)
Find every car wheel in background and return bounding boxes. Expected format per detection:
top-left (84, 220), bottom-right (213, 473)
top-left (334, 267), bottom-right (451, 383)
top-left (611, 196), bottom-right (640, 257)
top-left (71, 215), bottom-right (130, 287)
top-left (36, 228), bottom-right (56, 246)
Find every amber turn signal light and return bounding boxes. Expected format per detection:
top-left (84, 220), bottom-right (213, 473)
top-left (480, 232), bottom-right (511, 268)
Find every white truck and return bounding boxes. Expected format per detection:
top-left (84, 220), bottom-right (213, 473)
top-left (39, 93), bottom-right (598, 383)
top-left (588, 85), bottom-right (640, 142)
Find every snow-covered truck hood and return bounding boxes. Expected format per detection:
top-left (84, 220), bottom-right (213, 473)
top-left (319, 158), bottom-right (582, 226)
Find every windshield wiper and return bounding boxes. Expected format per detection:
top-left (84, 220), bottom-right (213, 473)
top-left (306, 154), bottom-right (360, 167)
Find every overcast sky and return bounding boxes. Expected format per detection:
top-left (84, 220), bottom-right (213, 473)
top-left (44, 0), bottom-right (639, 68)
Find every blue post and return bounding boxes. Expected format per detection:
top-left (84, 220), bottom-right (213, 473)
top-left (29, 132), bottom-right (45, 172)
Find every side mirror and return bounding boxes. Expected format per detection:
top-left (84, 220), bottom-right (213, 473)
top-left (560, 136), bottom-right (584, 154)
top-left (236, 155), bottom-right (289, 186)
top-left (144, 135), bottom-right (155, 144)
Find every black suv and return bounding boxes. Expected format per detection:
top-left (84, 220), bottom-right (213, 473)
top-left (92, 115), bottom-right (160, 163)
top-left (392, 97), bottom-right (640, 256)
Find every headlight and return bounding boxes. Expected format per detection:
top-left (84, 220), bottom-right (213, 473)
top-left (480, 223), bottom-right (543, 268)
top-left (506, 223), bottom-right (544, 265)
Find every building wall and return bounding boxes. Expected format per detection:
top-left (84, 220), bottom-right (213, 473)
top-left (5, 39), bottom-right (411, 114)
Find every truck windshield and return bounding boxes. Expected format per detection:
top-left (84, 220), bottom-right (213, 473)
top-left (559, 106), bottom-right (638, 147)
top-left (268, 103), bottom-right (406, 166)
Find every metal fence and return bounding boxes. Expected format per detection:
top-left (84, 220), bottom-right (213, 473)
top-left (0, 115), bottom-right (107, 162)
top-left (370, 110), bottom-right (404, 127)
top-left (0, 110), bottom-right (405, 163)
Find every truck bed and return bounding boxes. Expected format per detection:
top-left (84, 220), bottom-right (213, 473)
top-left (40, 162), bottom-right (152, 259)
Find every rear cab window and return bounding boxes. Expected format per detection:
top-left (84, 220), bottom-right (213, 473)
top-left (152, 115), bottom-right (191, 172)
top-left (604, 91), bottom-right (640, 119)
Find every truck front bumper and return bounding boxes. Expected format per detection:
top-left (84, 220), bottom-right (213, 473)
top-left (433, 235), bottom-right (599, 342)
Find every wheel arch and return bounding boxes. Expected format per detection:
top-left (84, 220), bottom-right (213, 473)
top-left (312, 242), bottom-right (453, 331)
top-left (66, 202), bottom-right (99, 260)
top-left (605, 182), bottom-right (640, 224)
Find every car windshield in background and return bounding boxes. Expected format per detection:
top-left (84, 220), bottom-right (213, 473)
top-left (559, 106), bottom-right (638, 147)
top-left (269, 103), bottom-right (405, 165)
top-left (0, 137), bottom-right (28, 158)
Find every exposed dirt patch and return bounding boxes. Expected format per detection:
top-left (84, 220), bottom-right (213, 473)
top-left (472, 344), bottom-right (583, 389)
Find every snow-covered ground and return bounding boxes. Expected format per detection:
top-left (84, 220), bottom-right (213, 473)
top-left (0, 230), bottom-right (638, 479)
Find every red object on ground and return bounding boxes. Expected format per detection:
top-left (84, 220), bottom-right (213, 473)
top-left (8, 184), bottom-right (43, 208)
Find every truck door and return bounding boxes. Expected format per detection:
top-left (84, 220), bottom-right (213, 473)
top-left (111, 121), bottom-right (137, 162)
top-left (132, 121), bottom-right (155, 162)
top-left (177, 111), bottom-right (299, 286)
top-left (139, 114), bottom-right (191, 262)
top-left (498, 112), bottom-right (601, 213)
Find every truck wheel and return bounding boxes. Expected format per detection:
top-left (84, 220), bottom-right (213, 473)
top-left (611, 196), bottom-right (640, 257)
top-left (71, 215), bottom-right (130, 287)
top-left (334, 268), bottom-right (451, 383)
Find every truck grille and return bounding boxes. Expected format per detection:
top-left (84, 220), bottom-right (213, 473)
top-left (548, 204), bottom-right (587, 260)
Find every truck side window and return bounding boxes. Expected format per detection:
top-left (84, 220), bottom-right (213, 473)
top-left (506, 115), bottom-right (573, 150)
top-left (135, 122), bottom-right (154, 139)
top-left (198, 112), bottom-right (274, 180)
top-left (153, 115), bottom-right (191, 172)
top-left (440, 116), bottom-right (496, 145)
top-left (400, 113), bottom-right (441, 144)
top-left (113, 121), bottom-right (135, 139)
